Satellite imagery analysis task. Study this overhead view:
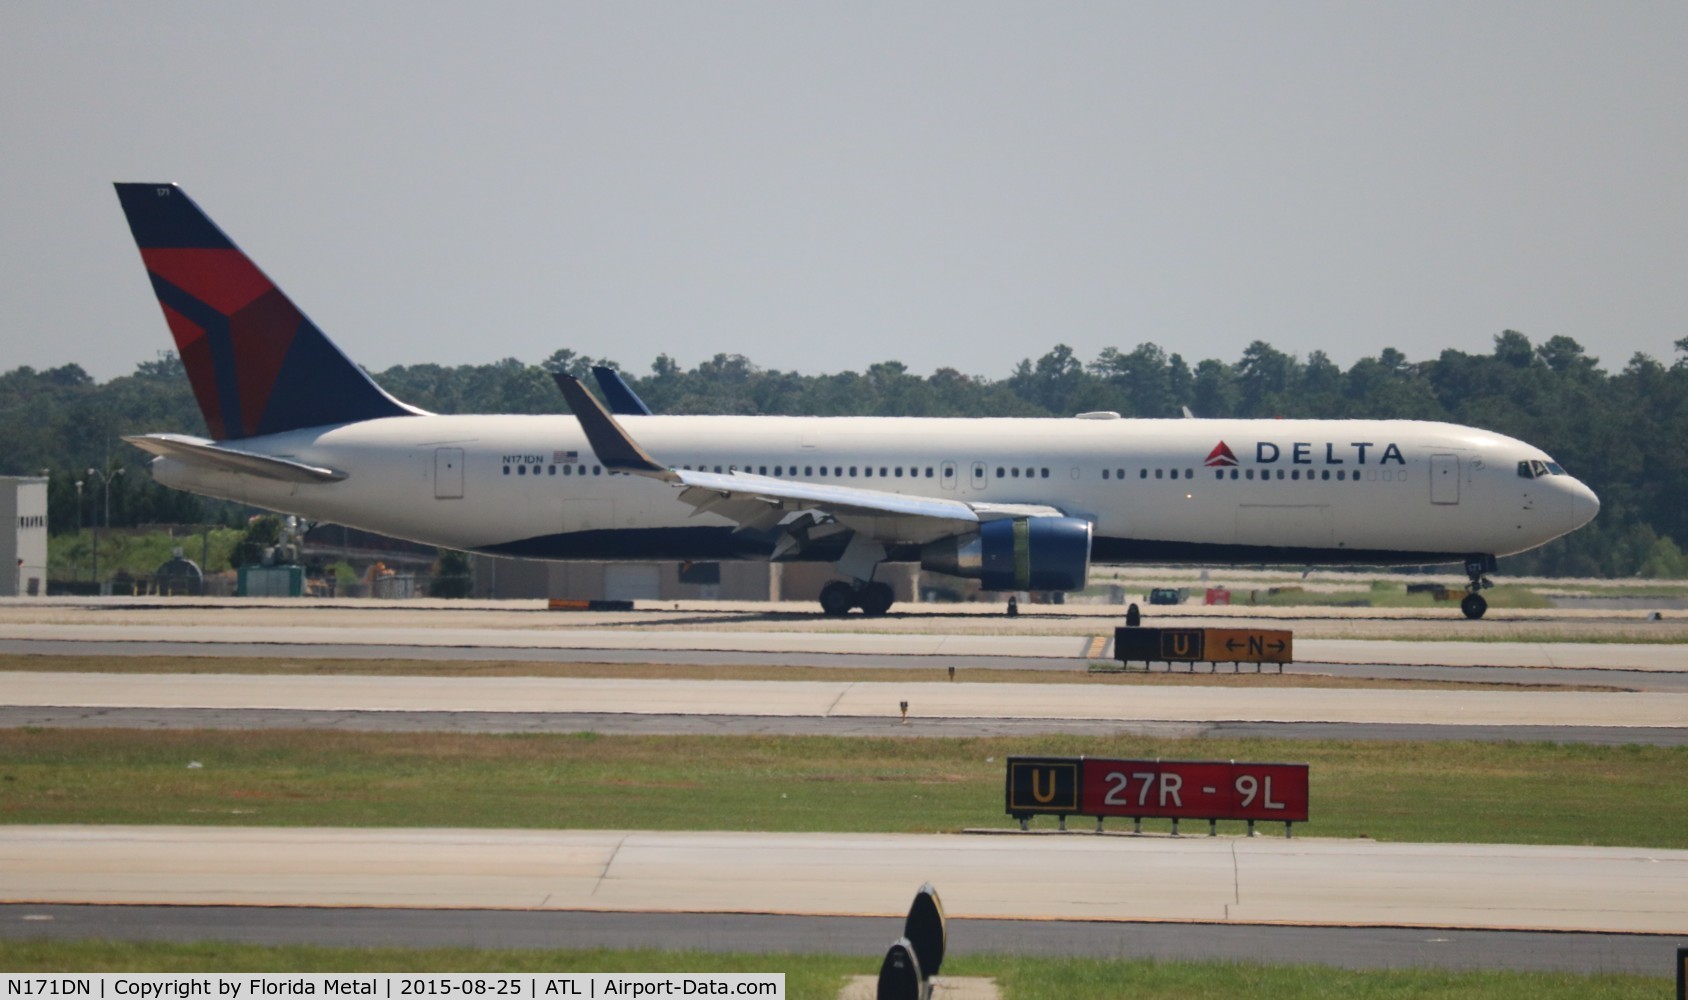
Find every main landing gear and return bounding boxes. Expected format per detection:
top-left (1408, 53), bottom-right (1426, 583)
top-left (1461, 554), bottom-right (1498, 620)
top-left (819, 579), bottom-right (895, 617)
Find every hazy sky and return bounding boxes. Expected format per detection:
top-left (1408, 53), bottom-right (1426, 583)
top-left (4, 2), bottom-right (1685, 383)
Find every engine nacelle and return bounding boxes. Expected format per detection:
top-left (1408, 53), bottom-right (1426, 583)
top-left (920, 516), bottom-right (1093, 592)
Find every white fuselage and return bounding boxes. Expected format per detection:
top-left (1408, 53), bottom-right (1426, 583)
top-left (149, 413), bottom-right (1599, 567)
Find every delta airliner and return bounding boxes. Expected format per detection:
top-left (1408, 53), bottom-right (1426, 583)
top-left (114, 183), bottom-right (1599, 618)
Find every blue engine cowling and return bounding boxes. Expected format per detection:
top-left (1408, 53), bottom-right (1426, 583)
top-left (920, 516), bottom-right (1093, 592)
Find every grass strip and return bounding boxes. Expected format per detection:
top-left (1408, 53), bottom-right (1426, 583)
top-left (0, 941), bottom-right (1667, 999)
top-left (2, 730), bottom-right (1685, 848)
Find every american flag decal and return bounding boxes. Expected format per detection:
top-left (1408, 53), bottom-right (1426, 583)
top-left (554, 450), bottom-right (579, 464)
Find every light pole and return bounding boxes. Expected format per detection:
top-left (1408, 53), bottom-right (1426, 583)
top-left (86, 466), bottom-right (124, 593)
top-left (74, 480), bottom-right (84, 581)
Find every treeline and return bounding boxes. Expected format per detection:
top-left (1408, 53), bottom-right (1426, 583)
top-left (4, 333), bottom-right (1685, 577)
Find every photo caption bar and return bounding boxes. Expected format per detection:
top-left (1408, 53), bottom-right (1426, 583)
top-left (3, 975), bottom-right (784, 1000)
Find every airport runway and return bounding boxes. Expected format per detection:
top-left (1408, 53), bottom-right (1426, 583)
top-left (6, 639), bottom-right (1688, 694)
top-left (6, 671), bottom-right (1686, 731)
top-left (2, 904), bottom-right (1675, 976)
top-left (8, 705), bottom-right (1685, 744)
top-left (5, 826), bottom-right (1685, 936)
top-left (2, 619), bottom-right (1685, 670)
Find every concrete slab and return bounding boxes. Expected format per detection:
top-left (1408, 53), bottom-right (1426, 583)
top-left (0, 623), bottom-right (1095, 659)
top-left (3, 827), bottom-right (1683, 935)
top-left (1299, 639), bottom-right (1687, 671)
top-left (5, 671), bottom-right (1685, 729)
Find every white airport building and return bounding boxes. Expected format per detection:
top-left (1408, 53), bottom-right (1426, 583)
top-left (1, 476), bottom-right (49, 597)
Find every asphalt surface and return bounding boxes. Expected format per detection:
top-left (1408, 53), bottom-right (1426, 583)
top-left (2, 905), bottom-right (1677, 976)
top-left (5, 637), bottom-right (1687, 692)
top-left (5, 705), bottom-right (1686, 745)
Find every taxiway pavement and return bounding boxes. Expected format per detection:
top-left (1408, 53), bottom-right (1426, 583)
top-left (6, 670), bottom-right (1685, 730)
top-left (6, 826), bottom-right (1686, 937)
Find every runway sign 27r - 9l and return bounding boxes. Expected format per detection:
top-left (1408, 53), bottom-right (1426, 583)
top-left (1006, 756), bottom-right (1309, 836)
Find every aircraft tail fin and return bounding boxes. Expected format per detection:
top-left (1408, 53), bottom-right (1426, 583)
top-left (590, 365), bottom-right (654, 415)
top-left (113, 183), bottom-right (420, 440)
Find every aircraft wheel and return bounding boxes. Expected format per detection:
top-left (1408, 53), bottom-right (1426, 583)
top-left (858, 581), bottom-right (895, 616)
top-left (819, 581), bottom-right (857, 616)
top-left (1461, 592), bottom-right (1488, 620)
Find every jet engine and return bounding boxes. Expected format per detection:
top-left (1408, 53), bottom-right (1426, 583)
top-left (920, 517), bottom-right (1093, 592)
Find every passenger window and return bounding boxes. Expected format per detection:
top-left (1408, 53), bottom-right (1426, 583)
top-left (502, 465), bottom-right (510, 475)
top-left (1103, 469), bottom-right (1110, 480)
top-left (1139, 469), bottom-right (1148, 479)
top-left (1041, 468), bottom-right (1049, 479)
top-left (1011, 468), bottom-right (1021, 478)
top-left (1155, 469), bottom-right (1163, 479)
top-left (1245, 470), bottom-right (1254, 480)
top-left (1188, 469), bottom-right (1195, 479)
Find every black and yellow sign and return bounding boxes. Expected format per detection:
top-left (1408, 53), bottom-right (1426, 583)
top-left (1205, 628), bottom-right (1292, 662)
top-left (1114, 627), bottom-right (1294, 665)
top-left (1005, 756), bottom-right (1080, 816)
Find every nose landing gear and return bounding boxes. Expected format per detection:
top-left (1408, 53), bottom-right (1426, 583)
top-left (1461, 555), bottom-right (1497, 620)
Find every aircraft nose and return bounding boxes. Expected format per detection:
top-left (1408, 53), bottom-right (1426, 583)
top-left (1566, 479), bottom-right (1600, 531)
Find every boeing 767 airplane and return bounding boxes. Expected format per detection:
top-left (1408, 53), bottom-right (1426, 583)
top-left (114, 183), bottom-right (1599, 618)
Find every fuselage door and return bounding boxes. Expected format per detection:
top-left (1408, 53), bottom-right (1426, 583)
top-left (434, 447), bottom-right (465, 500)
top-left (941, 461), bottom-right (958, 491)
top-left (1430, 453), bottom-right (1460, 505)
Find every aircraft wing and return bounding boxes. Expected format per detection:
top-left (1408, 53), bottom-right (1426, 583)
top-left (124, 433), bottom-right (348, 484)
top-left (552, 373), bottom-right (1064, 542)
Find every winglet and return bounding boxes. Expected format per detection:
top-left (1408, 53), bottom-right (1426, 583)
top-left (552, 373), bottom-right (672, 478)
top-left (591, 365), bottom-right (654, 415)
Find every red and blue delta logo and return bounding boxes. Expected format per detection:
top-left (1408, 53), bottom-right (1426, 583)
top-left (1204, 442), bottom-right (1239, 467)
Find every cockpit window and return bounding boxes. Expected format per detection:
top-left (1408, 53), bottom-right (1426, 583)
top-left (1545, 462), bottom-right (1565, 476)
top-left (1517, 461), bottom-right (1534, 479)
top-left (1531, 460), bottom-right (1550, 478)
top-left (1520, 459), bottom-right (1568, 479)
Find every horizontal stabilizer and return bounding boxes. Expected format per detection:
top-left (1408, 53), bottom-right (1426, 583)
top-left (124, 433), bottom-right (347, 483)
